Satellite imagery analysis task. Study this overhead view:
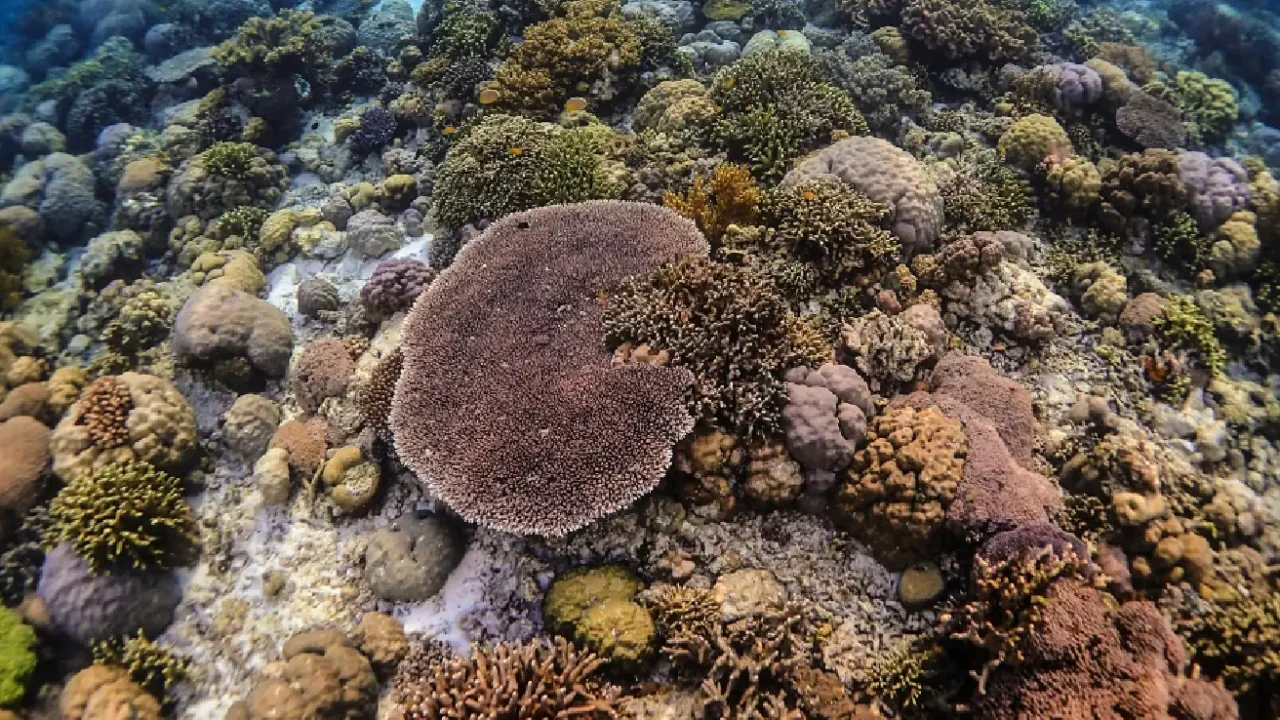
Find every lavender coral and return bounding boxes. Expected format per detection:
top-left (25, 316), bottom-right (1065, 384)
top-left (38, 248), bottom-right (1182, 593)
top-left (390, 201), bottom-right (706, 536)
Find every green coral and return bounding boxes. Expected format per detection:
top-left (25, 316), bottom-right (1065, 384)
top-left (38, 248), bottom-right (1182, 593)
top-left (753, 180), bottom-right (900, 291)
top-left (0, 225), bottom-right (29, 312)
top-left (936, 151), bottom-right (1034, 234)
top-left (543, 566), bottom-right (654, 669)
top-left (1174, 71), bottom-right (1239, 143)
top-left (602, 256), bottom-right (829, 438)
top-left (213, 206), bottom-right (270, 240)
top-left (866, 639), bottom-right (945, 712)
top-left (429, 114), bottom-right (619, 233)
top-left (102, 290), bottom-right (174, 355)
top-left (488, 0), bottom-right (643, 116)
top-left (900, 0), bottom-right (1037, 64)
top-left (25, 36), bottom-right (145, 105)
top-left (1153, 296), bottom-right (1227, 376)
top-left (1044, 156), bottom-right (1102, 211)
top-left (711, 50), bottom-right (868, 182)
top-left (211, 10), bottom-right (334, 84)
top-left (997, 114), bottom-right (1072, 171)
top-left (1152, 210), bottom-right (1212, 272)
top-left (45, 460), bottom-right (198, 574)
top-left (429, 11), bottom-right (505, 60)
top-left (1171, 587), bottom-right (1280, 695)
top-left (93, 631), bottom-right (190, 700)
top-left (201, 142), bottom-right (261, 179)
top-left (0, 607), bottom-right (35, 707)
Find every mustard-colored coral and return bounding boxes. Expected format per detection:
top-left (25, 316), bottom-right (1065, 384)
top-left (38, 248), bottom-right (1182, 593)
top-left (662, 163), bottom-right (760, 243)
top-left (1045, 156), bottom-right (1102, 211)
top-left (997, 114), bottom-right (1072, 171)
top-left (1173, 71), bottom-right (1239, 143)
top-left (836, 405), bottom-right (967, 569)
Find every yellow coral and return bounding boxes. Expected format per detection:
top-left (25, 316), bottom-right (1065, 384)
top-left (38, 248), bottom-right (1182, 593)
top-left (998, 114), bottom-right (1073, 171)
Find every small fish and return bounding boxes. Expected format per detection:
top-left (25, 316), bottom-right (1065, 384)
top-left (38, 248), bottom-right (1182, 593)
top-left (802, 190), bottom-right (817, 201)
top-left (777, 29), bottom-right (788, 36)
top-left (509, 146), bottom-right (524, 156)
top-left (992, 341), bottom-right (1006, 351)
top-left (442, 125), bottom-right (457, 135)
top-left (478, 88), bottom-right (500, 105)
top-left (598, 288), bottom-right (609, 304)
top-left (565, 96), bottom-right (588, 112)
top-left (723, 77), bottom-right (736, 89)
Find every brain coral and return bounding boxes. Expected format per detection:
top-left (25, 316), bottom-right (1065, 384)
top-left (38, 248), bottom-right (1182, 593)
top-left (48, 372), bottom-right (198, 482)
top-left (59, 665), bottom-right (162, 720)
top-left (780, 136), bottom-right (944, 254)
top-left (836, 405), bottom-right (967, 569)
top-left (391, 201), bottom-right (705, 536)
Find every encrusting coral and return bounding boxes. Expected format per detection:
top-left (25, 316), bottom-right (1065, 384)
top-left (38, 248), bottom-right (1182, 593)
top-left (391, 202), bottom-right (703, 536)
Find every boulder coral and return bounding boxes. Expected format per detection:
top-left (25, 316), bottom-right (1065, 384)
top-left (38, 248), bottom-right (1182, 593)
top-left (48, 372), bottom-right (198, 482)
top-left (392, 202), bottom-right (704, 536)
top-left (172, 284), bottom-right (294, 379)
top-left (780, 136), bottom-right (944, 254)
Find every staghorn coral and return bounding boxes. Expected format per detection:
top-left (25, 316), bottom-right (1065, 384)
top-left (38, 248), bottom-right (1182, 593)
top-left (818, 49), bottom-right (932, 134)
top-left (1154, 296), bottom-right (1227, 377)
top-left (488, 0), bottom-right (642, 116)
top-left (395, 637), bottom-right (618, 719)
top-left (429, 114), bottom-right (617, 236)
top-left (392, 202), bottom-right (702, 536)
top-left (935, 150), bottom-right (1034, 234)
top-left (780, 136), bottom-right (944, 254)
top-left (1173, 71), bottom-right (1239, 143)
top-left (1169, 586), bottom-right (1280, 696)
top-left (45, 460), bottom-right (196, 574)
top-left (754, 181), bottom-right (900, 291)
top-left (710, 50), bottom-right (868, 182)
top-left (603, 256), bottom-right (828, 439)
top-left (836, 405), bottom-right (967, 569)
top-left (92, 631), bottom-right (190, 699)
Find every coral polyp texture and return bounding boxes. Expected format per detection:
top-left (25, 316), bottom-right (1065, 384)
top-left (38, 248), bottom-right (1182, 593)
top-left (0, 0), bottom-right (1275, 712)
top-left (391, 201), bottom-right (705, 535)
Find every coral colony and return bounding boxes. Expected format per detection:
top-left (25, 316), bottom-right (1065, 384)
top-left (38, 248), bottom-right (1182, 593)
top-left (0, 0), bottom-right (1277, 716)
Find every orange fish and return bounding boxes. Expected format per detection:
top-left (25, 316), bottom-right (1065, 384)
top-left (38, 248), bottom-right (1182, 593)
top-left (802, 190), bottom-right (817, 201)
top-left (478, 88), bottom-right (500, 105)
top-left (509, 146), bottom-right (524, 156)
top-left (442, 125), bottom-right (457, 135)
top-left (565, 96), bottom-right (588, 112)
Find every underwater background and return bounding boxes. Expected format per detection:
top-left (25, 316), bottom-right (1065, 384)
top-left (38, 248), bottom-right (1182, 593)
top-left (0, 0), bottom-right (1276, 716)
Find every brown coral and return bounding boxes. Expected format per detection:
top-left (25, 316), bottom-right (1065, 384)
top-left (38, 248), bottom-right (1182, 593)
top-left (837, 405), bottom-right (967, 569)
top-left (0, 416), bottom-right (49, 516)
top-left (76, 377), bottom-right (134, 449)
top-left (395, 636), bottom-right (619, 719)
top-left (59, 664), bottom-right (162, 720)
top-left (391, 201), bottom-right (705, 536)
top-left (290, 337), bottom-right (356, 413)
top-left (355, 349), bottom-right (401, 439)
top-left (269, 418), bottom-right (329, 480)
top-left (227, 626), bottom-right (379, 720)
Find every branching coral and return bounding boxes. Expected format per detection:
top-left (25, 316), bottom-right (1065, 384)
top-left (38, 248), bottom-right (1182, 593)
top-left (900, 0), bottom-right (1037, 64)
top-left (1153, 296), bottom-right (1227, 377)
top-left (0, 226), bottom-right (28, 312)
top-left (396, 637), bottom-right (618, 719)
top-left (212, 10), bottom-right (334, 86)
top-left (662, 163), bottom-right (760, 245)
top-left (429, 114), bottom-right (617, 235)
top-left (710, 50), bottom-right (867, 182)
top-left (936, 151), bottom-right (1034, 234)
top-left (391, 202), bottom-right (702, 536)
top-left (487, 0), bottom-right (642, 116)
top-left (45, 460), bottom-right (197, 574)
top-left (756, 180), bottom-right (900, 290)
top-left (603, 256), bottom-right (829, 439)
top-left (74, 376), bottom-right (133, 449)
top-left (92, 631), bottom-right (190, 700)
top-left (1173, 71), bottom-right (1239, 143)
